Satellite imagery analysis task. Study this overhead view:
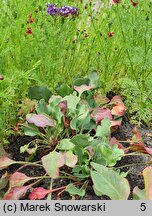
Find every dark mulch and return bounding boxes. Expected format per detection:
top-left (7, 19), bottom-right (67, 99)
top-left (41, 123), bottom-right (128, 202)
top-left (1, 119), bottom-right (152, 200)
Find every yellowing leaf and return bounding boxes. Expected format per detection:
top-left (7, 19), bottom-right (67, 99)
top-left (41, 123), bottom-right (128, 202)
top-left (41, 151), bottom-right (64, 179)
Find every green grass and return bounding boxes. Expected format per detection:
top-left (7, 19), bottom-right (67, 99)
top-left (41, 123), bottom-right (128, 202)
top-left (0, 0), bottom-right (152, 141)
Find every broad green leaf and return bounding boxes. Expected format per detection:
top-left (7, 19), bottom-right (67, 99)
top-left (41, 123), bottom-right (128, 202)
top-left (72, 165), bottom-right (90, 179)
top-left (71, 134), bottom-right (90, 147)
top-left (66, 184), bottom-right (85, 197)
top-left (73, 146), bottom-right (90, 165)
top-left (96, 118), bottom-right (111, 137)
top-left (63, 94), bottom-right (80, 112)
top-left (55, 84), bottom-right (73, 97)
top-left (100, 144), bottom-right (124, 166)
top-left (90, 162), bottom-right (130, 200)
top-left (93, 185), bottom-right (103, 196)
top-left (73, 78), bottom-right (90, 86)
top-left (57, 139), bottom-right (75, 151)
top-left (36, 99), bottom-right (50, 115)
top-left (63, 151), bottom-right (78, 168)
top-left (28, 86), bottom-right (52, 102)
top-left (47, 103), bottom-right (63, 124)
top-left (41, 151), bottom-right (64, 179)
top-left (22, 123), bottom-right (40, 137)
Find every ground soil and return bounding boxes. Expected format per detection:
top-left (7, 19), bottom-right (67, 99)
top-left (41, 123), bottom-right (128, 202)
top-left (1, 119), bottom-right (152, 200)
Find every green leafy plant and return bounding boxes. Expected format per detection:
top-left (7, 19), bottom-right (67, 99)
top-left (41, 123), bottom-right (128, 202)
top-left (0, 72), bottom-right (152, 200)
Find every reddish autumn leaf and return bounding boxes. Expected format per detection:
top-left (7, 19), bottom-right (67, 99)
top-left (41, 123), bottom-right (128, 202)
top-left (3, 186), bottom-right (30, 200)
top-left (26, 114), bottom-right (56, 128)
top-left (110, 95), bottom-right (124, 105)
top-left (29, 187), bottom-right (51, 200)
top-left (58, 101), bottom-right (67, 115)
top-left (111, 104), bottom-right (126, 117)
top-left (10, 172), bottom-right (33, 188)
top-left (74, 84), bottom-right (93, 96)
top-left (0, 157), bottom-right (16, 169)
top-left (110, 137), bottom-right (125, 151)
top-left (91, 108), bottom-right (113, 123)
top-left (130, 127), bottom-right (152, 155)
top-left (143, 167), bottom-right (152, 200)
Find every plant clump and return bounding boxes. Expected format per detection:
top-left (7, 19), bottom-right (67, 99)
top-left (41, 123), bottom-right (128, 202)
top-left (0, 73), bottom-right (152, 200)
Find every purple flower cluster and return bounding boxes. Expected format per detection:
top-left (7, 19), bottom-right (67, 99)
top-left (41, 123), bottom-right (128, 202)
top-left (46, 4), bottom-right (58, 15)
top-left (46, 3), bottom-right (78, 17)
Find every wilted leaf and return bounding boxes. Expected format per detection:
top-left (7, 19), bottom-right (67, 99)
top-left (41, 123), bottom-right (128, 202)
top-left (57, 139), bottom-right (75, 151)
top-left (111, 104), bottom-right (126, 117)
top-left (63, 152), bottom-right (78, 168)
top-left (29, 187), bottom-right (51, 200)
top-left (91, 108), bottom-right (112, 123)
top-left (130, 127), bottom-right (152, 155)
top-left (96, 118), bottom-right (111, 137)
top-left (3, 186), bottom-right (30, 200)
top-left (41, 151), bottom-right (64, 179)
top-left (19, 99), bottom-right (37, 116)
top-left (74, 84), bottom-right (93, 96)
top-left (26, 114), bottom-right (56, 128)
top-left (93, 93), bottom-right (110, 105)
top-left (28, 86), bottom-right (52, 102)
top-left (91, 162), bottom-right (130, 200)
top-left (0, 157), bottom-right (16, 170)
top-left (66, 184), bottom-right (85, 197)
top-left (10, 172), bottom-right (33, 188)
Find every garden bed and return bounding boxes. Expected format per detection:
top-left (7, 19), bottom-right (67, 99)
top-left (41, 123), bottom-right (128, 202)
top-left (1, 120), bottom-right (151, 200)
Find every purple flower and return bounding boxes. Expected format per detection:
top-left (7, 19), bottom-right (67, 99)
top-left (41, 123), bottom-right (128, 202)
top-left (46, 4), bottom-right (58, 15)
top-left (58, 6), bottom-right (78, 17)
